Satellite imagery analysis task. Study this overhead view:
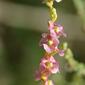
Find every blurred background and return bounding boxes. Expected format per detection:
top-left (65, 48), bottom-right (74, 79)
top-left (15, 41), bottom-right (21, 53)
top-left (0, 0), bottom-right (85, 85)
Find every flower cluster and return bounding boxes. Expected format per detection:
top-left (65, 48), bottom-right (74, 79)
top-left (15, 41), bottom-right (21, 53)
top-left (35, 0), bottom-right (66, 85)
top-left (35, 56), bottom-right (59, 81)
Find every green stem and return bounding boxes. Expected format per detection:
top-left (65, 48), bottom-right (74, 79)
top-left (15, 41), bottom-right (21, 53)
top-left (63, 42), bottom-right (85, 76)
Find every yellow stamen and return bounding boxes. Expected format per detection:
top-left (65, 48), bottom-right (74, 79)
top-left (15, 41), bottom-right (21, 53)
top-left (48, 40), bottom-right (53, 45)
top-left (54, 26), bottom-right (59, 32)
top-left (41, 75), bottom-right (47, 81)
top-left (46, 62), bottom-right (53, 68)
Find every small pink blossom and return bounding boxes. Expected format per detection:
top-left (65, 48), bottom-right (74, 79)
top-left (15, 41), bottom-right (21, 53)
top-left (35, 56), bottom-right (59, 81)
top-left (39, 33), bottom-right (59, 54)
top-left (40, 33), bottom-right (59, 47)
top-left (35, 61), bottom-right (51, 81)
top-left (35, 67), bottom-right (51, 81)
top-left (40, 56), bottom-right (59, 74)
top-left (48, 21), bottom-right (66, 38)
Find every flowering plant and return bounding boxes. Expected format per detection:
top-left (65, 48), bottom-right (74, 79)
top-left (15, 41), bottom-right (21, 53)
top-left (35, 0), bottom-right (66, 85)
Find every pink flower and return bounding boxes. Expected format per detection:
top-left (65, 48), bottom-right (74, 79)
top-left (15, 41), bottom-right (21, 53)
top-left (35, 66), bottom-right (51, 81)
top-left (35, 60), bottom-right (51, 81)
top-left (48, 21), bottom-right (66, 38)
top-left (40, 56), bottom-right (59, 74)
top-left (35, 70), bottom-right (49, 81)
top-left (39, 33), bottom-right (59, 54)
top-left (35, 56), bottom-right (59, 81)
top-left (40, 33), bottom-right (59, 46)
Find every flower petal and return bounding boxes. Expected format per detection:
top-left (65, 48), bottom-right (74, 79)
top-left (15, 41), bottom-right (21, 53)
top-left (43, 44), bottom-right (51, 53)
top-left (59, 50), bottom-right (64, 56)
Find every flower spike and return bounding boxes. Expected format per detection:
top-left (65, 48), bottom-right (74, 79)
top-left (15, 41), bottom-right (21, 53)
top-left (35, 0), bottom-right (66, 85)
